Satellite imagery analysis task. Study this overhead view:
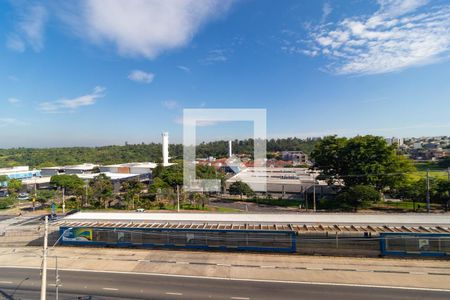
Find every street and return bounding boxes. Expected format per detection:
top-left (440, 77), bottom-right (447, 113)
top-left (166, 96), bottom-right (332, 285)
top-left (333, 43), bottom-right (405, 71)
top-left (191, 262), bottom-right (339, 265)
top-left (0, 267), bottom-right (449, 300)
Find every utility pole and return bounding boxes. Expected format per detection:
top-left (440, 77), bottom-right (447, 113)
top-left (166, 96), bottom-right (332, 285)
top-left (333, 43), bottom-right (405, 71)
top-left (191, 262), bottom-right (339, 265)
top-left (33, 178), bottom-right (37, 212)
top-left (426, 169), bottom-right (430, 213)
top-left (62, 187), bottom-right (65, 215)
top-left (40, 215), bottom-right (48, 300)
top-left (313, 173), bottom-right (317, 212)
top-left (85, 184), bottom-right (88, 207)
top-left (55, 256), bottom-right (60, 300)
top-left (447, 167), bottom-right (450, 181)
top-left (176, 185), bottom-right (180, 212)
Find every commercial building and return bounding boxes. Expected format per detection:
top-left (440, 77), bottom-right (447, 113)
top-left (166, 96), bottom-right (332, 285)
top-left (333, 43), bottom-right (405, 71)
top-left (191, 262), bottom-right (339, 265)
top-left (100, 162), bottom-right (156, 175)
top-left (40, 163), bottom-right (98, 177)
top-left (281, 151), bottom-right (309, 165)
top-left (0, 166), bottom-right (40, 187)
top-left (57, 212), bottom-right (450, 257)
top-left (225, 167), bottom-right (329, 196)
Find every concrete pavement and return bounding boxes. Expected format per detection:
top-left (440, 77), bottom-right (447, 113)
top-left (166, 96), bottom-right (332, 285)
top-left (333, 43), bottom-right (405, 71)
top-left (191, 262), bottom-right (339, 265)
top-left (1, 267), bottom-right (450, 300)
top-left (0, 246), bottom-right (449, 290)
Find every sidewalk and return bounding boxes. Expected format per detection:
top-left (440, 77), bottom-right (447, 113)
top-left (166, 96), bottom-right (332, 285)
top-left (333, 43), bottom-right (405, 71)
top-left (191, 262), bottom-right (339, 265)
top-left (0, 246), bottom-right (449, 290)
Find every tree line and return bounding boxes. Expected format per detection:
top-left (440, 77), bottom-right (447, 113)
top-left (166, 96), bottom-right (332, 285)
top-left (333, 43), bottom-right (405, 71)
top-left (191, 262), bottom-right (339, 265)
top-left (0, 138), bottom-right (318, 168)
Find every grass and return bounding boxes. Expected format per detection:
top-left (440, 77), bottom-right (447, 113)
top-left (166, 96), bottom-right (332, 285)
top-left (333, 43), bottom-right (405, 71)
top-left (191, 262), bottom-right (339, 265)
top-left (371, 200), bottom-right (441, 212)
top-left (411, 162), bottom-right (449, 180)
top-left (227, 197), bottom-right (302, 208)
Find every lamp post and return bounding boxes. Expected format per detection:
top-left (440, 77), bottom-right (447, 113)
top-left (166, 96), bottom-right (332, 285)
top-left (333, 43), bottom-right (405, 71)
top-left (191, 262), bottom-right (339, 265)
top-left (40, 225), bottom-right (73, 300)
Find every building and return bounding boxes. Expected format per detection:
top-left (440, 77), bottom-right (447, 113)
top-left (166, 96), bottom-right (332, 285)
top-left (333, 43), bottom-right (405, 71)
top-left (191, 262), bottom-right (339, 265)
top-left (100, 162), bottom-right (157, 175)
top-left (57, 212), bottom-right (450, 257)
top-left (76, 172), bottom-right (147, 192)
top-left (225, 167), bottom-right (329, 197)
top-left (0, 166), bottom-right (40, 187)
top-left (281, 151), bottom-right (308, 165)
top-left (40, 163), bottom-right (98, 177)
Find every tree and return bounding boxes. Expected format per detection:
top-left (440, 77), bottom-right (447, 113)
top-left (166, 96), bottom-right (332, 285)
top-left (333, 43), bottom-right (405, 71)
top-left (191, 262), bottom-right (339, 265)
top-left (50, 174), bottom-right (85, 196)
top-left (229, 181), bottom-right (254, 199)
top-left (148, 177), bottom-right (170, 194)
top-left (336, 185), bottom-right (381, 211)
top-left (122, 179), bottom-right (144, 209)
top-left (36, 190), bottom-right (56, 205)
top-left (436, 179), bottom-right (450, 212)
top-left (438, 157), bottom-right (450, 168)
top-left (7, 179), bottom-right (22, 196)
top-left (89, 174), bottom-right (113, 208)
top-left (311, 135), bottom-right (414, 191)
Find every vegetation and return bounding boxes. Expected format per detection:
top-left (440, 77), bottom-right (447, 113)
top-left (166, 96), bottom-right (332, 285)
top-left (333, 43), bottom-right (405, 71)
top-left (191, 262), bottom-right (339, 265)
top-left (228, 181), bottom-right (255, 199)
top-left (336, 185), bottom-right (381, 211)
top-left (0, 138), bottom-right (318, 168)
top-left (311, 135), bottom-right (414, 191)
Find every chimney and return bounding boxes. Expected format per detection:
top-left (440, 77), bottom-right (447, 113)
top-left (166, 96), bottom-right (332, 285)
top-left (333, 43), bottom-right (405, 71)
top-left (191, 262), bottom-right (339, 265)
top-left (228, 140), bottom-right (232, 158)
top-left (162, 132), bottom-right (169, 166)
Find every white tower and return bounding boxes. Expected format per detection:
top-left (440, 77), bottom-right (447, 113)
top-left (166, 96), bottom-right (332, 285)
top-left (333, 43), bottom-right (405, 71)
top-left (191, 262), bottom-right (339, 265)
top-left (228, 140), bottom-right (232, 158)
top-left (162, 132), bottom-right (169, 166)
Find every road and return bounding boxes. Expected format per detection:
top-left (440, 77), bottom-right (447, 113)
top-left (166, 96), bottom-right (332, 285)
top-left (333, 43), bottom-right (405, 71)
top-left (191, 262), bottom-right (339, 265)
top-left (0, 267), bottom-right (449, 300)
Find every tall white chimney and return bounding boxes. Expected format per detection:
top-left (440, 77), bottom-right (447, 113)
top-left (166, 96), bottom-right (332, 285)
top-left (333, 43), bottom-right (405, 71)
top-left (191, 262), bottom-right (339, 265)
top-left (228, 140), bottom-right (232, 158)
top-left (162, 132), bottom-right (169, 166)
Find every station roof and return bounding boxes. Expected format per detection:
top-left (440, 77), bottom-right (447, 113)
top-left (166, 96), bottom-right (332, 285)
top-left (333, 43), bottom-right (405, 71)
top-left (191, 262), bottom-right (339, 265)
top-left (58, 212), bottom-right (450, 234)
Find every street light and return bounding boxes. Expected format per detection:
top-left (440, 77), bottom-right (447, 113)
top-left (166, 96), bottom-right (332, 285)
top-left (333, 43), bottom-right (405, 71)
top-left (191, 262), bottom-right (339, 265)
top-left (40, 220), bottom-right (72, 300)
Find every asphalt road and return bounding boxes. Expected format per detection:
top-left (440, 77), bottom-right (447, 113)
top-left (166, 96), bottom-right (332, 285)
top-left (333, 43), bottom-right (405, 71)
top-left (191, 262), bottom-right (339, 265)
top-left (0, 267), bottom-right (449, 300)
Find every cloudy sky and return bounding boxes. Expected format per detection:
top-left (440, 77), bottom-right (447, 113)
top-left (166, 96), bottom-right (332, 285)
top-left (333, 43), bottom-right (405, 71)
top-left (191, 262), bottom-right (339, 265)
top-left (1, 0), bottom-right (450, 147)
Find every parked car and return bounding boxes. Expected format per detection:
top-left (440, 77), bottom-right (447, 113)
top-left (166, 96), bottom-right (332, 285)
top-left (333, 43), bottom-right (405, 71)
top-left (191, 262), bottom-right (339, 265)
top-left (0, 190), bottom-right (8, 197)
top-left (18, 193), bottom-right (30, 201)
top-left (66, 209), bottom-right (80, 216)
top-left (40, 213), bottom-right (59, 221)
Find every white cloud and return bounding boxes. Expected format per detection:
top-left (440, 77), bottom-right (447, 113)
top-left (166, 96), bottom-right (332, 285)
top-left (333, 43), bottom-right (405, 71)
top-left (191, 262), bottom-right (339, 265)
top-left (60, 0), bottom-right (232, 59)
top-left (128, 70), bottom-right (155, 84)
top-left (162, 100), bottom-right (180, 110)
top-left (322, 3), bottom-right (333, 21)
top-left (200, 49), bottom-right (229, 64)
top-left (177, 65), bottom-right (191, 73)
top-left (7, 98), bottom-right (21, 105)
top-left (38, 86), bottom-right (105, 113)
top-left (302, 0), bottom-right (450, 75)
top-left (6, 4), bottom-right (48, 52)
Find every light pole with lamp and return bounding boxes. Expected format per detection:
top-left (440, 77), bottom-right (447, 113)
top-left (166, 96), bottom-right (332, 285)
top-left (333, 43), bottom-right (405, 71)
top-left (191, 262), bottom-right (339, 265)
top-left (40, 222), bottom-right (73, 300)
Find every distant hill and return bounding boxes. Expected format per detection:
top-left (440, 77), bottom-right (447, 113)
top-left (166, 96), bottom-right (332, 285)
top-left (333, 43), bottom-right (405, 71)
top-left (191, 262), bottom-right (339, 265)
top-left (0, 138), bottom-right (319, 168)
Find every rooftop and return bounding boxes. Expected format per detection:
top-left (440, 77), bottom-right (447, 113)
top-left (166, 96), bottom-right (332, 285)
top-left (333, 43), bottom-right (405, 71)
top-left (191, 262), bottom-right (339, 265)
top-left (102, 162), bottom-right (158, 169)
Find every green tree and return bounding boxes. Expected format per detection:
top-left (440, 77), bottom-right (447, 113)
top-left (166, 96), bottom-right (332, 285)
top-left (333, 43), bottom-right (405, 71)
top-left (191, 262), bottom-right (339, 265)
top-left (7, 179), bottom-right (22, 196)
top-left (228, 181), bottom-right (254, 199)
top-left (50, 174), bottom-right (85, 196)
top-left (336, 185), bottom-right (381, 211)
top-left (89, 174), bottom-right (113, 208)
top-left (436, 179), bottom-right (450, 211)
top-left (149, 177), bottom-right (170, 194)
top-left (311, 135), bottom-right (414, 191)
top-left (122, 179), bottom-right (144, 209)
top-left (36, 190), bottom-right (56, 205)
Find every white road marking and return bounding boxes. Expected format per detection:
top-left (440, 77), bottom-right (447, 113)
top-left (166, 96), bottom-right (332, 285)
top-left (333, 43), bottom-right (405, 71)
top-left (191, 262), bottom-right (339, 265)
top-left (231, 297), bottom-right (250, 300)
top-left (0, 281), bottom-right (13, 284)
top-left (102, 287), bottom-right (119, 291)
top-left (307, 267), bottom-right (323, 270)
top-left (2, 266), bottom-right (450, 293)
top-left (166, 292), bottom-right (183, 295)
top-left (260, 265), bottom-right (275, 269)
top-left (176, 261), bottom-right (189, 264)
top-left (217, 263), bottom-right (231, 267)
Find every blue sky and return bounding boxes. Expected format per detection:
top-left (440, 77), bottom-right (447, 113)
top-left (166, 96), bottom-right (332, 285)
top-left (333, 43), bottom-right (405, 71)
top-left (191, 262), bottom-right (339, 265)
top-left (1, 0), bottom-right (450, 147)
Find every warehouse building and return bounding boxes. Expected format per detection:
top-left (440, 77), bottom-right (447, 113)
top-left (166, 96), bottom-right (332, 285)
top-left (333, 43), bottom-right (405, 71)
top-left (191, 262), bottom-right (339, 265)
top-left (225, 167), bottom-right (332, 197)
top-left (40, 163), bottom-right (99, 177)
top-left (0, 166), bottom-right (40, 187)
top-left (57, 212), bottom-right (450, 257)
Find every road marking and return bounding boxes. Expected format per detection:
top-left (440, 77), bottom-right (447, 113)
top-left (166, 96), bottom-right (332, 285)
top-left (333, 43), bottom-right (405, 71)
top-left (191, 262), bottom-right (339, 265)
top-left (307, 267), bottom-right (323, 270)
top-left (176, 261), bottom-right (189, 264)
top-left (260, 265), bottom-right (275, 269)
top-left (217, 263), bottom-right (231, 267)
top-left (231, 297), bottom-right (250, 300)
top-left (2, 266), bottom-right (450, 293)
top-left (0, 281), bottom-right (13, 284)
top-left (166, 292), bottom-right (183, 296)
top-left (102, 287), bottom-right (119, 291)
